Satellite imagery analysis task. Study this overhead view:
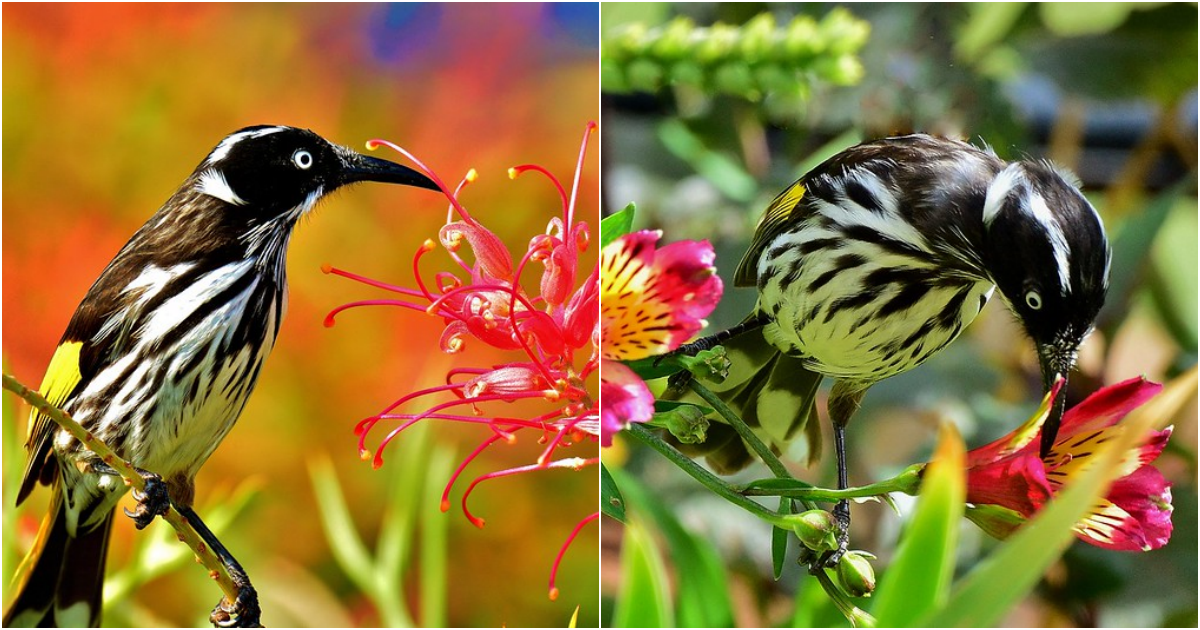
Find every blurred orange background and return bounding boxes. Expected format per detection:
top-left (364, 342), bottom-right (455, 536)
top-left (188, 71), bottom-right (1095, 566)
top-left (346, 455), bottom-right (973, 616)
top-left (3, 3), bottom-right (599, 627)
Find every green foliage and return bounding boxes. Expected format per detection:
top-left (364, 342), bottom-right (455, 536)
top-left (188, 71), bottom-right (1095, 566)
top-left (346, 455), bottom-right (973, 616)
top-left (601, 463), bottom-right (626, 523)
top-left (601, 203), bottom-right (637, 247)
top-left (871, 425), bottom-right (965, 626)
top-left (602, 10), bottom-right (869, 104)
top-left (308, 422), bottom-right (451, 628)
top-left (607, 466), bottom-right (734, 628)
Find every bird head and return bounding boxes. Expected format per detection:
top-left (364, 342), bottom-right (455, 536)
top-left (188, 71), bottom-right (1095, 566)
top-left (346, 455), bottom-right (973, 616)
top-left (194, 125), bottom-right (438, 214)
top-left (980, 160), bottom-right (1111, 457)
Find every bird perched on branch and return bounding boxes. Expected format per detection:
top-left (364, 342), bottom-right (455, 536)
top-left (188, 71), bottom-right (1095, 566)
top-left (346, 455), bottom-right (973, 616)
top-left (672, 133), bottom-right (1110, 557)
top-left (4, 125), bottom-right (438, 627)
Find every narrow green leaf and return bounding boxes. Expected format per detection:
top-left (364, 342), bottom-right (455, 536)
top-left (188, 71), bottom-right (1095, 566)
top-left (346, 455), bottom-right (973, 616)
top-left (601, 203), bottom-right (637, 248)
top-left (772, 498), bottom-right (793, 580)
top-left (601, 462), bottom-right (627, 523)
top-left (612, 519), bottom-right (674, 628)
top-left (420, 445), bottom-right (453, 628)
top-left (611, 466), bottom-right (734, 627)
top-left (308, 457), bottom-right (375, 590)
top-left (872, 423), bottom-right (965, 625)
top-left (657, 119), bottom-right (757, 202)
top-left (1102, 181), bottom-right (1183, 336)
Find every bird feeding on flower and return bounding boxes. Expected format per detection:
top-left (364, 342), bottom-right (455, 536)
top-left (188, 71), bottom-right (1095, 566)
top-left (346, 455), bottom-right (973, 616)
top-left (669, 134), bottom-right (1110, 561)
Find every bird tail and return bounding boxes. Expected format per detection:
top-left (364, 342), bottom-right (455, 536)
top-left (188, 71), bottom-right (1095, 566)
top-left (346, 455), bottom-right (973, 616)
top-left (664, 322), bottom-right (824, 474)
top-left (4, 487), bottom-right (112, 628)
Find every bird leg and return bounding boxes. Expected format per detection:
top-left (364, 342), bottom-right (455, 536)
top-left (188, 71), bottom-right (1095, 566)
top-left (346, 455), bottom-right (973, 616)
top-left (172, 503), bottom-right (262, 628)
top-left (92, 460), bottom-right (260, 627)
top-left (91, 460), bottom-right (170, 530)
top-left (822, 381), bottom-right (865, 567)
top-left (663, 313), bottom-right (770, 360)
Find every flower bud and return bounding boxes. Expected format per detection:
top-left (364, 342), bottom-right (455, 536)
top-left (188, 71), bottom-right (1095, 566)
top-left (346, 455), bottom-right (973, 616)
top-left (836, 550), bottom-right (877, 598)
top-left (657, 404), bottom-right (709, 444)
top-left (791, 509), bottom-right (839, 553)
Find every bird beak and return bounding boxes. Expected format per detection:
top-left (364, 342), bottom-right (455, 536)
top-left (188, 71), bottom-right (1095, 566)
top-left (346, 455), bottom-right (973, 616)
top-left (1036, 344), bottom-right (1071, 459)
top-left (338, 150), bottom-right (440, 191)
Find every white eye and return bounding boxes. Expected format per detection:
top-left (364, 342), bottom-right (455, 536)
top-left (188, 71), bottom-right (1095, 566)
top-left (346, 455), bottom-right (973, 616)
top-left (1025, 290), bottom-right (1043, 310)
top-left (292, 149), bottom-right (313, 170)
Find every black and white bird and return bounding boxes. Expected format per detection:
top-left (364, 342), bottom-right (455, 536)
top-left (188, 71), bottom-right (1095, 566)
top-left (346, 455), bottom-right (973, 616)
top-left (672, 134), bottom-right (1110, 552)
top-left (5, 125), bottom-right (438, 627)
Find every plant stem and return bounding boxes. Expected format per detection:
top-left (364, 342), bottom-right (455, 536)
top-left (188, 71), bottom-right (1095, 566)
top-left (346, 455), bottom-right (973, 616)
top-left (739, 464), bottom-right (925, 500)
top-left (687, 379), bottom-right (792, 479)
top-left (626, 423), bottom-right (800, 529)
top-left (811, 566), bottom-right (877, 627)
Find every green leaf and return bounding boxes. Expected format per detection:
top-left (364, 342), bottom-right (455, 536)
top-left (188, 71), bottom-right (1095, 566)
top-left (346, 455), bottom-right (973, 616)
top-left (611, 466), bottom-right (734, 627)
top-left (419, 446), bottom-right (453, 628)
top-left (612, 518), bottom-right (674, 628)
top-left (657, 119), bottom-right (757, 202)
top-left (309, 456), bottom-right (375, 591)
top-left (1148, 194), bottom-right (1199, 350)
top-left (871, 423), bottom-right (965, 626)
top-left (601, 463), bottom-right (627, 523)
top-left (601, 203), bottom-right (636, 248)
top-left (1101, 181), bottom-right (1184, 337)
top-left (772, 498), bottom-right (793, 580)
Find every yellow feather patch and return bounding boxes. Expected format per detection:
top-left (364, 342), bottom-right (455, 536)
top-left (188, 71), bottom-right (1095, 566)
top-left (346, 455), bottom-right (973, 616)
top-left (759, 182), bottom-right (806, 230)
top-left (27, 342), bottom-right (83, 442)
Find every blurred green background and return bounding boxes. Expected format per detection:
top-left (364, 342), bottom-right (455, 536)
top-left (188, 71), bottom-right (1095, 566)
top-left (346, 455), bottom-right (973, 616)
top-left (601, 2), bottom-right (1196, 627)
top-left (3, 4), bottom-right (599, 627)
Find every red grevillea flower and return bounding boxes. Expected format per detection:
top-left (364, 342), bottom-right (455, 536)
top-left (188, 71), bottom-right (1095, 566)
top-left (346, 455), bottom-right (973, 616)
top-left (599, 230), bottom-right (722, 446)
top-left (964, 376), bottom-right (1173, 551)
top-left (324, 123), bottom-right (600, 600)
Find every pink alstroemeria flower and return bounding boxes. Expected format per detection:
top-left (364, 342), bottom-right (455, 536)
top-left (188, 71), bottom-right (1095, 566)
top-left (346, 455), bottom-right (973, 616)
top-left (324, 123), bottom-right (600, 600)
top-left (964, 376), bottom-right (1173, 551)
top-left (598, 230), bottom-right (723, 446)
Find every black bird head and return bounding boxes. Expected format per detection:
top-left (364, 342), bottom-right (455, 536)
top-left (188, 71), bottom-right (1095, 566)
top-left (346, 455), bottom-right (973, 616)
top-left (981, 160), bottom-right (1111, 457)
top-left (135, 125), bottom-right (438, 268)
top-left (195, 124), bottom-right (437, 213)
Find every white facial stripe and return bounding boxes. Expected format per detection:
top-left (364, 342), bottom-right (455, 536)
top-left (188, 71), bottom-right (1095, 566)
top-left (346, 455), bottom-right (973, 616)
top-left (1027, 192), bottom-right (1072, 294)
top-left (982, 163), bottom-right (1023, 226)
top-left (205, 126), bottom-right (287, 165)
top-left (196, 169), bottom-right (246, 206)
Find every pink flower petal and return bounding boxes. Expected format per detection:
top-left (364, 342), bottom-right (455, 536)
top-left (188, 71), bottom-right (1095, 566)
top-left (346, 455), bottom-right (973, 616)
top-left (1058, 376), bottom-right (1162, 436)
top-left (599, 360), bottom-right (655, 447)
top-left (966, 452), bottom-right (1053, 516)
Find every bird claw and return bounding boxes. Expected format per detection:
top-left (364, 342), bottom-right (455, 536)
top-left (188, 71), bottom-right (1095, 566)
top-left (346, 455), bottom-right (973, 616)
top-left (819, 500), bottom-right (852, 568)
top-left (209, 585), bottom-right (261, 628)
top-left (122, 475), bottom-right (169, 530)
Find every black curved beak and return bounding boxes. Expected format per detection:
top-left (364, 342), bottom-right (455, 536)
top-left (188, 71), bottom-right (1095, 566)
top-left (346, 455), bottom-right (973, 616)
top-left (1037, 344), bottom-right (1072, 459)
top-left (339, 150), bottom-right (439, 191)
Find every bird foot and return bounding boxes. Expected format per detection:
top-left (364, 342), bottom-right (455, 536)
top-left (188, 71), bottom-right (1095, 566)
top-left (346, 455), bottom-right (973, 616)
top-left (123, 473), bottom-right (170, 530)
top-left (209, 583), bottom-right (261, 628)
top-left (819, 500), bottom-right (852, 568)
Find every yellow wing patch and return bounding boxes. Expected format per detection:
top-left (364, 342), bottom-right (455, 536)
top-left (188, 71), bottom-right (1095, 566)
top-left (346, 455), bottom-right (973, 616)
top-left (758, 182), bottom-right (806, 232)
top-left (733, 181), bottom-right (807, 287)
top-left (26, 341), bottom-right (83, 446)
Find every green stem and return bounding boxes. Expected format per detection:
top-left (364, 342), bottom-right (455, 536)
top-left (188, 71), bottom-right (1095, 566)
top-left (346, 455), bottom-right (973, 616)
top-left (739, 464), bottom-right (925, 500)
top-left (687, 379), bottom-right (792, 480)
top-left (626, 424), bottom-right (799, 529)
top-left (811, 567), bottom-right (877, 628)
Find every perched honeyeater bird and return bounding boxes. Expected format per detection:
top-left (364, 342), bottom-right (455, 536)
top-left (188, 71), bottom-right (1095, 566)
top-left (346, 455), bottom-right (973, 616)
top-left (671, 134), bottom-right (1109, 552)
top-left (4, 125), bottom-right (438, 627)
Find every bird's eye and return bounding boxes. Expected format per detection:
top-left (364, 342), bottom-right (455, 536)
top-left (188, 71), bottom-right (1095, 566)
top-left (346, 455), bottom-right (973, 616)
top-left (292, 149), bottom-right (313, 170)
top-left (1025, 290), bottom-right (1043, 310)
